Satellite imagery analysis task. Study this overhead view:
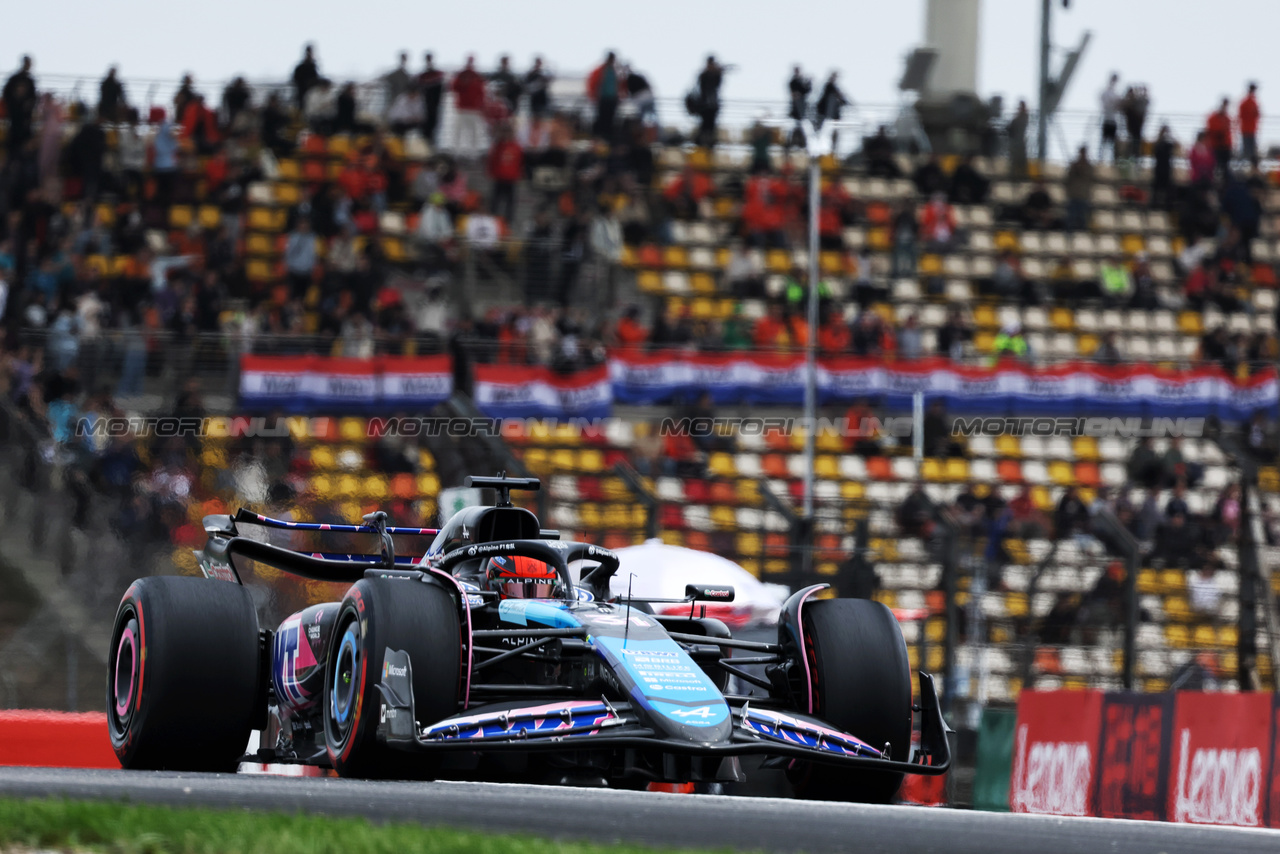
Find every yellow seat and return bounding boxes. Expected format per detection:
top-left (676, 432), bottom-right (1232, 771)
top-left (577, 449), bottom-right (605, 473)
top-left (690, 297), bottom-right (714, 319)
top-left (522, 448), bottom-right (549, 471)
top-left (338, 418), bottom-right (364, 441)
top-left (973, 304), bottom-right (998, 329)
top-left (765, 249), bottom-right (790, 273)
top-left (1072, 436), bottom-right (1099, 461)
top-left (603, 504), bottom-right (631, 529)
top-left (1077, 333), bottom-right (1099, 356)
top-left (867, 227), bottom-right (891, 252)
top-left (247, 233), bottom-right (275, 256)
top-left (995, 434), bottom-right (1021, 458)
top-left (690, 272), bottom-right (716, 294)
top-left (277, 159), bottom-right (301, 181)
top-left (579, 503), bottom-right (602, 528)
top-left (168, 205), bottom-right (193, 229)
top-left (275, 183), bottom-right (300, 206)
top-left (973, 330), bottom-right (995, 353)
top-left (1137, 568), bottom-right (1158, 594)
top-left (1179, 311), bottom-right (1203, 336)
top-left (944, 458), bottom-right (969, 482)
top-left (328, 135), bottom-right (351, 157)
top-left (310, 446), bottom-right (336, 469)
top-left (1192, 624), bottom-right (1217, 648)
top-left (711, 506), bottom-right (736, 531)
top-left (416, 473), bottom-right (441, 496)
top-left (820, 252), bottom-right (845, 276)
top-left (363, 475), bottom-right (389, 501)
top-left (334, 474), bottom-right (360, 499)
top-left (1158, 568), bottom-right (1185, 593)
top-left (1048, 460), bottom-right (1075, 486)
top-left (198, 205), bottom-right (221, 229)
top-left (1006, 592), bottom-right (1029, 618)
top-left (919, 254), bottom-right (942, 275)
top-left (1031, 485), bottom-right (1054, 511)
top-left (1050, 306), bottom-right (1074, 331)
top-left (549, 449), bottom-right (576, 472)
top-left (994, 230), bottom-right (1019, 251)
top-left (737, 532), bottom-right (762, 555)
top-left (663, 246), bottom-right (689, 268)
top-left (920, 458), bottom-right (944, 482)
top-left (840, 481), bottom-right (865, 501)
top-left (1122, 234), bottom-right (1145, 255)
top-left (637, 270), bottom-right (663, 293)
top-left (707, 453), bottom-right (737, 479)
top-left (814, 455), bottom-right (840, 480)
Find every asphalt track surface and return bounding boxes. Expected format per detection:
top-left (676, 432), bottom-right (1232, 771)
top-left (2, 767), bottom-right (1280, 854)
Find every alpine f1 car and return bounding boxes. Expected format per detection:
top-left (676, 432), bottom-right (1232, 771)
top-left (108, 475), bottom-right (949, 801)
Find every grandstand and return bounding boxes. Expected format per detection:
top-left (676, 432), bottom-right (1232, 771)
top-left (1, 45), bottom-right (1278, 722)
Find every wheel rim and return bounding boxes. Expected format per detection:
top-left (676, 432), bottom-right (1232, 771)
top-left (329, 621), bottom-right (361, 739)
top-left (110, 612), bottom-right (139, 732)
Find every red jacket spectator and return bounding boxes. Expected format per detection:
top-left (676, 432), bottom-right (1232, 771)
top-left (818, 318), bottom-right (850, 353)
top-left (452, 66), bottom-right (486, 112)
top-left (614, 314), bottom-right (648, 347)
top-left (1189, 136), bottom-right (1215, 184)
top-left (742, 175), bottom-right (788, 235)
top-left (1206, 107), bottom-right (1232, 152)
top-left (587, 59), bottom-right (626, 102)
top-left (1240, 92), bottom-right (1261, 137)
top-left (663, 168), bottom-right (712, 204)
top-left (920, 199), bottom-right (956, 243)
top-left (487, 138), bottom-right (524, 183)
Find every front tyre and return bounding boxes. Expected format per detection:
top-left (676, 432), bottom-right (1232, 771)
top-left (107, 576), bottom-right (262, 771)
top-left (789, 598), bottom-right (912, 803)
top-left (323, 577), bottom-right (460, 779)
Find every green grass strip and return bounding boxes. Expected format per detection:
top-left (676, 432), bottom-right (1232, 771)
top-left (0, 797), bottom-right (725, 854)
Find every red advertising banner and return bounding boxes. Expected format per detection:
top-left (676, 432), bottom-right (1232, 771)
top-left (1266, 695), bottom-right (1280, 828)
top-left (1010, 690), bottom-right (1104, 816)
top-left (1167, 692), bottom-right (1272, 827)
top-left (1095, 693), bottom-right (1175, 821)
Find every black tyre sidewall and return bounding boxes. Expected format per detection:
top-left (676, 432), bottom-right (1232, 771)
top-left (791, 597), bottom-right (912, 803)
top-left (323, 577), bottom-right (460, 779)
top-left (107, 576), bottom-right (261, 771)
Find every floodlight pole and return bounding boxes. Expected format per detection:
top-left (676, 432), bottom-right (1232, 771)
top-left (1037, 0), bottom-right (1051, 164)
top-left (802, 139), bottom-right (821, 524)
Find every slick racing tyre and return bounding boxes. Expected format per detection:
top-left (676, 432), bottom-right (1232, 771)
top-left (108, 576), bottom-right (262, 771)
top-left (323, 577), bottom-right (460, 779)
top-left (789, 598), bottom-right (913, 803)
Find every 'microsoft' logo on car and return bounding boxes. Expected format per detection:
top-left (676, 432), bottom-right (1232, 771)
top-left (382, 661), bottom-right (408, 679)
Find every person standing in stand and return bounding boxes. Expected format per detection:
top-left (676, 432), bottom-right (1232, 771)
top-left (787, 66), bottom-right (812, 151)
top-left (1206, 98), bottom-right (1234, 182)
top-left (694, 55), bottom-right (727, 149)
top-left (524, 57), bottom-right (551, 147)
top-left (451, 56), bottom-right (487, 159)
top-left (1239, 83), bottom-right (1261, 168)
top-left (587, 51), bottom-right (621, 142)
top-left (419, 53), bottom-right (445, 147)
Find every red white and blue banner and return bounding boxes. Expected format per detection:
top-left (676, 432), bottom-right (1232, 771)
top-left (239, 355), bottom-right (453, 411)
top-left (473, 364), bottom-right (612, 419)
top-left (609, 354), bottom-right (1279, 420)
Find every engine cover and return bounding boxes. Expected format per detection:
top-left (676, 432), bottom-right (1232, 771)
top-left (272, 603), bottom-right (339, 713)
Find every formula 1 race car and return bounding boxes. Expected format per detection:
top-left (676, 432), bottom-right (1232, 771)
top-left (107, 475), bottom-right (949, 801)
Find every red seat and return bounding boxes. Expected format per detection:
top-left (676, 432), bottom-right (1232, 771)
top-left (866, 457), bottom-right (892, 480)
top-left (685, 531), bottom-right (711, 552)
top-left (661, 506), bottom-right (686, 529)
top-left (577, 476), bottom-right (604, 501)
top-left (997, 459), bottom-right (1023, 483)
top-left (1074, 462), bottom-right (1101, 488)
top-left (684, 479), bottom-right (711, 503)
top-left (709, 481), bottom-right (736, 505)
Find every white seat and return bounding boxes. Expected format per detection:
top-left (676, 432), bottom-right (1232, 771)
top-left (839, 456), bottom-right (867, 480)
top-left (892, 457), bottom-right (919, 481)
top-left (733, 454), bottom-right (762, 478)
top-left (1023, 306), bottom-right (1049, 331)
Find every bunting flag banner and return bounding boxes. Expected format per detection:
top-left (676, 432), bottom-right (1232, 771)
top-left (239, 355), bottom-right (453, 411)
top-left (608, 353), bottom-right (1279, 420)
top-left (473, 364), bottom-right (612, 419)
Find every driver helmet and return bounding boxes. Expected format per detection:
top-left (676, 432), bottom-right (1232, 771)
top-left (484, 555), bottom-right (561, 600)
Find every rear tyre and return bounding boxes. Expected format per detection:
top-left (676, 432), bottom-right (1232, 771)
top-left (323, 577), bottom-right (460, 779)
top-left (107, 576), bottom-right (262, 771)
top-left (789, 598), bottom-right (912, 803)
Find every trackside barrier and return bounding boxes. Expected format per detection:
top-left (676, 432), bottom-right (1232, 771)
top-left (0, 711), bottom-right (118, 768)
top-left (972, 706), bottom-right (1017, 812)
top-left (1011, 690), bottom-right (1280, 827)
top-left (0, 714), bottom-right (324, 776)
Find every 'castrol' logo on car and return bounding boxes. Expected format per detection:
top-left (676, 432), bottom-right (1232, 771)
top-left (1010, 725), bottom-right (1093, 816)
top-left (1172, 729), bottom-right (1262, 826)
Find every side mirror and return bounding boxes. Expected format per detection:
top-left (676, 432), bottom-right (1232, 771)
top-left (685, 584), bottom-right (735, 603)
